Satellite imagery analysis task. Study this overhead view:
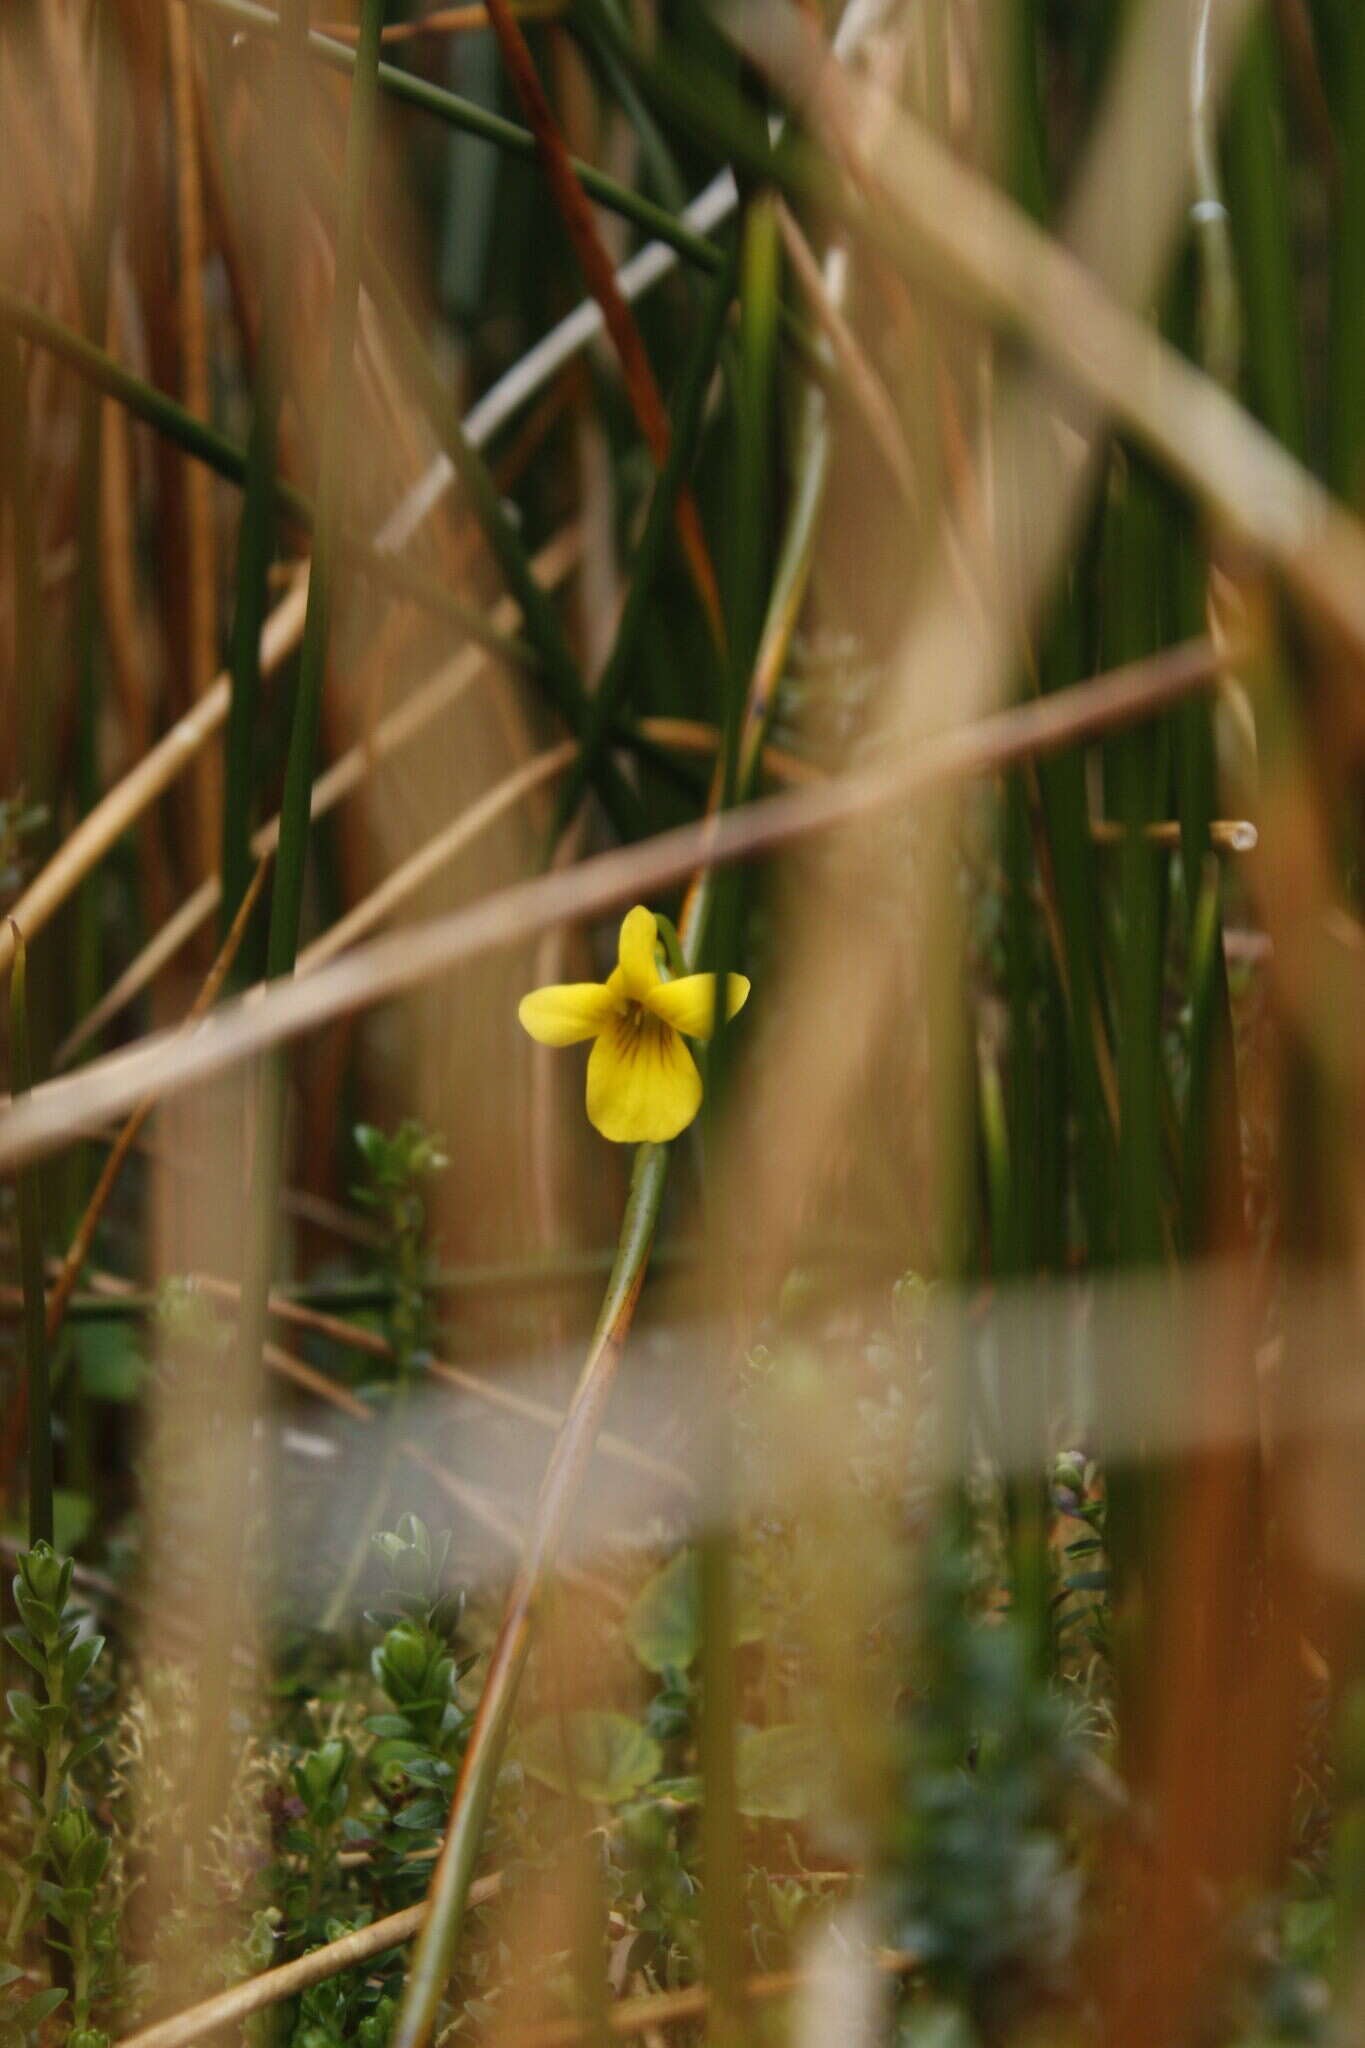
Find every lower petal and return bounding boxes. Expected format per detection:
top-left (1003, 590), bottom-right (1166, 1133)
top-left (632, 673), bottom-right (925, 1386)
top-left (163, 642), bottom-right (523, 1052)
top-left (586, 1012), bottom-right (703, 1144)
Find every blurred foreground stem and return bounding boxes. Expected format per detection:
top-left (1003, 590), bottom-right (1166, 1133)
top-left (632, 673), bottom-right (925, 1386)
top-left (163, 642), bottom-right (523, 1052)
top-left (8, 927), bottom-right (51, 1547)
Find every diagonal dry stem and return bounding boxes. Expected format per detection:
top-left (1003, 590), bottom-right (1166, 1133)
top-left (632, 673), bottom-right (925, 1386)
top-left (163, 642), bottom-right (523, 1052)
top-left (54, 528), bottom-right (582, 1065)
top-left (0, 570), bottom-right (309, 984)
top-left (109, 1875), bottom-right (502, 2048)
top-left (0, 636), bottom-right (1234, 1172)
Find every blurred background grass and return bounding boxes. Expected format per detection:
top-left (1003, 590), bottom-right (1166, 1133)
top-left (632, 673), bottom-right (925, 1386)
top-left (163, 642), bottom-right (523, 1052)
top-left (3, 0), bottom-right (1365, 2041)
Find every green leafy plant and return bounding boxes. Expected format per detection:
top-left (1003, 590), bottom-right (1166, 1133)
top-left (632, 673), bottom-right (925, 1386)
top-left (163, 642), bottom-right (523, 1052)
top-left (2, 1545), bottom-right (116, 2046)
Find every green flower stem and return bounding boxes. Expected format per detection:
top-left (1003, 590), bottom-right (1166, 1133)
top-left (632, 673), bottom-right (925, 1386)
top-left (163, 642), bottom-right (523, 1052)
top-left (392, 183), bottom-right (840, 2044)
top-left (8, 926), bottom-right (52, 1550)
top-left (389, 1139), bottom-right (668, 2048)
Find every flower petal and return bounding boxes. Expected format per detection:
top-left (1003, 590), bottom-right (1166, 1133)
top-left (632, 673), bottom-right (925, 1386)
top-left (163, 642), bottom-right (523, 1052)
top-left (586, 1011), bottom-right (702, 1144)
top-left (518, 982), bottom-right (616, 1047)
top-left (616, 906), bottom-right (661, 1000)
top-left (645, 972), bottom-right (750, 1040)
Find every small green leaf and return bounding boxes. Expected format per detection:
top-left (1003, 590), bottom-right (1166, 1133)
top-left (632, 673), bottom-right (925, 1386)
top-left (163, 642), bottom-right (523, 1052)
top-left (393, 1796), bottom-right (446, 1832)
top-left (52, 1492), bottom-right (93, 1556)
top-left (624, 1549), bottom-right (764, 1673)
top-left (624, 1550), bottom-right (700, 1673)
top-left (518, 1711), bottom-right (662, 1805)
top-left (74, 1321), bottom-right (145, 1403)
top-left (736, 1723), bottom-right (824, 1821)
top-left (14, 1989), bottom-right (67, 2032)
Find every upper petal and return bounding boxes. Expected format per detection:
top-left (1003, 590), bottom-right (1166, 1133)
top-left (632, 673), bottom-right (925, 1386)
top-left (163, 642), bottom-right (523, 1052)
top-left (518, 981), bottom-right (617, 1046)
top-left (645, 972), bottom-right (751, 1040)
top-left (586, 1010), bottom-right (702, 1144)
top-left (616, 906), bottom-right (661, 1000)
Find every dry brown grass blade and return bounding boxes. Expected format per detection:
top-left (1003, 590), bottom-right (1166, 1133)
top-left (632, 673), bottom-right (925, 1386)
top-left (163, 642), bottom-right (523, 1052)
top-left (43, 857), bottom-right (271, 1344)
top-left (0, 634), bottom-right (1227, 1168)
top-left (167, 0), bottom-right (221, 880)
top-left (479, 0), bottom-right (725, 650)
top-left (110, 1874), bottom-right (502, 2048)
top-left (263, 1338), bottom-right (373, 1418)
top-left (54, 529), bottom-right (583, 1066)
top-left (427, 1353), bottom-right (692, 1494)
top-left (750, 2), bottom-right (1365, 660)
top-left (775, 198), bottom-right (916, 509)
top-left (295, 716), bottom-right (812, 976)
top-left (187, 1265), bottom-right (691, 1489)
top-left (0, 568), bottom-right (309, 983)
top-left (296, 741), bottom-right (578, 972)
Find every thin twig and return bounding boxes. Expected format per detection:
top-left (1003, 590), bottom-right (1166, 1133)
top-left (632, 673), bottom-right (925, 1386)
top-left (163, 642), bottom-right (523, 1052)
top-left (188, 1266), bottom-right (692, 1490)
top-left (109, 1875), bottom-right (501, 2048)
top-left (502, 1950), bottom-right (917, 2045)
top-left (775, 198), bottom-right (917, 508)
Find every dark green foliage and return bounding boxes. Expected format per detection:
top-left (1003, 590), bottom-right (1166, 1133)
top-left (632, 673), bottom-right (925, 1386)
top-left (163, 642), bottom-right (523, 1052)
top-left (885, 1532), bottom-right (1081, 2032)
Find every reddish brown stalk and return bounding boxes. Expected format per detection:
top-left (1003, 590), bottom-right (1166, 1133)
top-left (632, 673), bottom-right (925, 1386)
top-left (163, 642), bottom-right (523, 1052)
top-left (478, 0), bottom-right (725, 652)
top-left (323, 0), bottom-right (565, 42)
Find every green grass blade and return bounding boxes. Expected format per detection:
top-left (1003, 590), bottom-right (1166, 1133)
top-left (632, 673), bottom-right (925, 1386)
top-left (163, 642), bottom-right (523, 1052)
top-left (549, 237), bottom-right (740, 843)
top-left (1223, 8), bottom-right (1306, 458)
top-left (321, 179), bottom-right (645, 842)
top-left (0, 285), bottom-right (533, 664)
top-left (220, 2), bottom-right (309, 946)
top-left (190, 0), bottom-right (723, 273)
top-left (1328, 5), bottom-right (1365, 502)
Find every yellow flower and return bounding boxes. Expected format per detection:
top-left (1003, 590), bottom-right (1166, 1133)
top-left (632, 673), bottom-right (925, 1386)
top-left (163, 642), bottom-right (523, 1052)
top-left (518, 906), bottom-right (750, 1144)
